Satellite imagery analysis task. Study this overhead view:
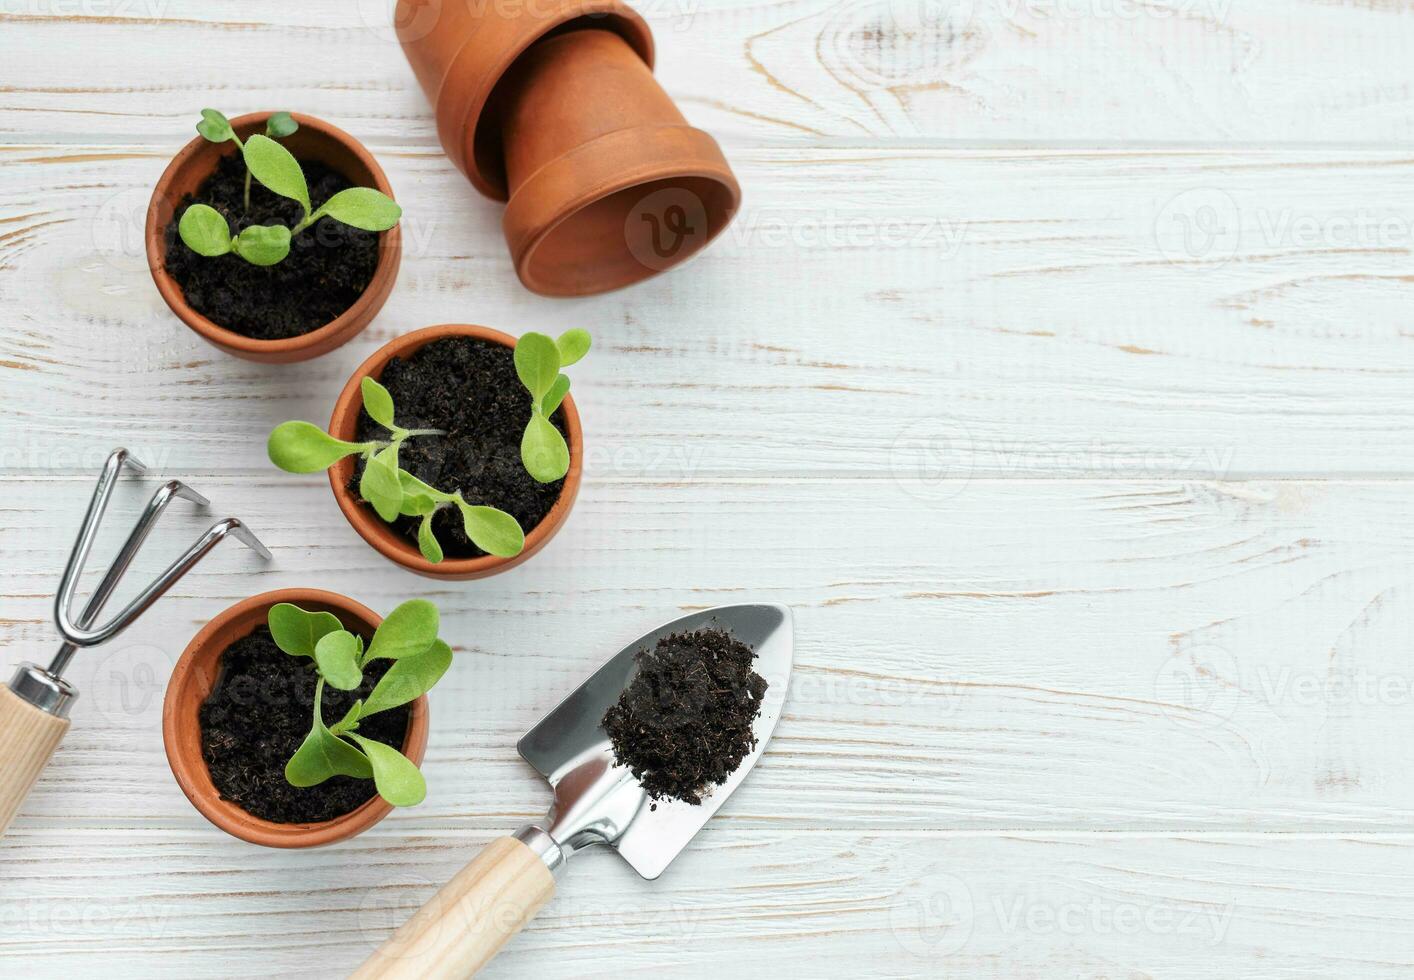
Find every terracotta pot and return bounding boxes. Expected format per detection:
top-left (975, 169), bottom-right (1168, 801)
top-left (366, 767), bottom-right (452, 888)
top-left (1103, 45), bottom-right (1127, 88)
top-left (328, 324), bottom-right (583, 580)
top-left (395, 1), bottom-right (739, 296)
top-left (162, 589), bottom-right (428, 848)
top-left (146, 112), bottom-right (402, 363)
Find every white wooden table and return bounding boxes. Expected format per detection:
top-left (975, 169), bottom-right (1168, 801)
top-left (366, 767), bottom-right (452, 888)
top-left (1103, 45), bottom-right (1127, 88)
top-left (4, 1), bottom-right (1414, 976)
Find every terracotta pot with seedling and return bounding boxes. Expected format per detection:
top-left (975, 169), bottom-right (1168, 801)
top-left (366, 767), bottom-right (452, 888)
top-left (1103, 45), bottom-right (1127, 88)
top-left (393, 0), bottom-right (740, 296)
top-left (146, 110), bottom-right (403, 363)
top-left (266, 324), bottom-right (586, 580)
top-left (163, 589), bottom-right (451, 848)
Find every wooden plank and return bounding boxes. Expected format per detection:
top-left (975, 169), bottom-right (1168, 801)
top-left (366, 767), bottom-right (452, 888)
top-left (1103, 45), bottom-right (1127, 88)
top-left (4, 1), bottom-right (1414, 145)
top-left (4, 474), bottom-right (1414, 832)
top-left (4, 145), bottom-right (1414, 478)
top-left (2, 828), bottom-right (1412, 977)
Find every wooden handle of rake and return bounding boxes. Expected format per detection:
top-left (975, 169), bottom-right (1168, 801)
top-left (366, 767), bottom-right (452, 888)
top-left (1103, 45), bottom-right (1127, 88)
top-left (0, 686), bottom-right (70, 837)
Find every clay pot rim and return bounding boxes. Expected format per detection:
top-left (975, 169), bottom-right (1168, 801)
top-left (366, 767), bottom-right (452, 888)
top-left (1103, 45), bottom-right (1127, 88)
top-left (145, 111), bottom-right (402, 361)
top-left (328, 324), bottom-right (584, 579)
top-left (161, 588), bottom-right (429, 849)
top-left (505, 123), bottom-right (742, 296)
top-left (421, 2), bottom-right (654, 199)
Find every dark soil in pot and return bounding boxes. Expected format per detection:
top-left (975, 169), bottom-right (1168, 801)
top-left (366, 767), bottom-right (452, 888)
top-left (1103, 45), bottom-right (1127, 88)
top-left (163, 152), bottom-right (379, 339)
top-left (603, 627), bottom-right (768, 806)
top-left (199, 625), bottom-right (411, 823)
top-left (353, 336), bottom-right (568, 559)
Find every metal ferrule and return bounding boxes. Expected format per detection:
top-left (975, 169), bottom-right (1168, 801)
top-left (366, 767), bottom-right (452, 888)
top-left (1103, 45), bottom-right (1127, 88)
top-left (9, 663), bottom-right (78, 718)
top-left (512, 824), bottom-right (567, 878)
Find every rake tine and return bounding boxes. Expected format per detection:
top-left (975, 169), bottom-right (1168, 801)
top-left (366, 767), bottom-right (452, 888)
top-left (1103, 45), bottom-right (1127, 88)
top-left (48, 479), bottom-right (210, 676)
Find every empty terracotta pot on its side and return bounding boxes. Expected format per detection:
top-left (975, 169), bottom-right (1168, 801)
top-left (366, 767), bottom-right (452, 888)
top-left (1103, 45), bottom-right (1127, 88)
top-left (163, 589), bottom-right (428, 848)
top-left (146, 112), bottom-right (402, 363)
top-left (394, 0), bottom-right (740, 296)
top-left (328, 324), bottom-right (584, 580)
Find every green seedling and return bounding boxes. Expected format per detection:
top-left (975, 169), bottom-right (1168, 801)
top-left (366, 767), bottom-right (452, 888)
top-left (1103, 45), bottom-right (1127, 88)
top-left (270, 600), bottom-right (452, 807)
top-left (196, 108), bottom-right (298, 210)
top-left (179, 108), bottom-right (401, 267)
top-left (515, 329), bottom-right (590, 483)
top-left (267, 377), bottom-right (525, 563)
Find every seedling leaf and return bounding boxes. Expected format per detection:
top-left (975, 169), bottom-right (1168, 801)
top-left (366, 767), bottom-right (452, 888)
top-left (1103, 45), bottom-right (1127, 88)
top-left (398, 470), bottom-right (440, 498)
top-left (361, 445), bottom-right (403, 522)
top-left (318, 187), bottom-right (402, 232)
top-left (268, 421), bottom-right (368, 473)
top-left (314, 630), bottom-right (364, 691)
top-left (556, 328), bottom-right (591, 366)
top-left (265, 111), bottom-right (299, 138)
top-left (286, 680), bottom-right (373, 786)
top-left (243, 134), bottom-right (311, 217)
top-left (418, 515), bottom-right (443, 563)
top-left (514, 332), bottom-right (559, 401)
top-left (362, 639), bottom-right (452, 717)
top-left (400, 491), bottom-right (438, 518)
top-left (521, 412), bottom-right (570, 483)
top-left (348, 734), bottom-right (426, 806)
top-left (361, 376), bottom-right (396, 429)
top-left (197, 108), bottom-right (236, 144)
top-left (542, 374), bottom-right (570, 416)
top-left (268, 603), bottom-right (344, 658)
top-left (178, 204), bottom-right (232, 257)
top-left (459, 504), bottom-right (525, 557)
top-left (232, 223), bottom-right (291, 266)
top-left (364, 598), bottom-right (439, 662)
top-left (287, 727), bottom-right (372, 785)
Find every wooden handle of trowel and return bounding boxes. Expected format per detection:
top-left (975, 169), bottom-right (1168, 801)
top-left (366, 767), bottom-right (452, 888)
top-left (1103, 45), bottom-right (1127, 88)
top-left (0, 687), bottom-right (70, 836)
top-left (350, 836), bottom-right (557, 979)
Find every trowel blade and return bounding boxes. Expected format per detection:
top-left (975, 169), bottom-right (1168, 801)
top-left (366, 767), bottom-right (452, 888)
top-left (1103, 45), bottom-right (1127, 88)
top-left (517, 603), bottom-right (793, 879)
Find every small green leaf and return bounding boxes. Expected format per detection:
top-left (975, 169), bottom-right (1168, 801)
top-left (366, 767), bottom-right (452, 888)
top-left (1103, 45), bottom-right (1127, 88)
top-left (361, 376), bottom-right (396, 429)
top-left (265, 111), bottom-right (299, 138)
top-left (348, 734), bottom-right (426, 806)
top-left (514, 332), bottom-right (560, 402)
top-left (542, 374), bottom-right (571, 416)
top-left (521, 412), bottom-right (570, 483)
top-left (286, 727), bottom-right (372, 785)
top-left (329, 699), bottom-right (363, 734)
top-left (555, 328), bottom-right (591, 367)
top-left (361, 445), bottom-right (403, 523)
top-left (243, 134), bottom-right (311, 217)
top-left (268, 603), bottom-right (344, 658)
top-left (417, 515), bottom-right (444, 563)
top-left (267, 421), bottom-right (368, 473)
top-left (314, 630), bottom-right (364, 691)
top-left (196, 108), bottom-right (235, 144)
top-left (177, 204), bottom-right (232, 257)
top-left (399, 492), bottom-right (438, 518)
top-left (459, 504), bottom-right (525, 557)
top-left (362, 639), bottom-right (452, 717)
top-left (365, 598), bottom-right (439, 662)
top-left (285, 679), bottom-right (372, 786)
top-left (317, 187), bottom-right (402, 232)
top-left (231, 223), bottom-right (291, 266)
top-left (399, 469), bottom-right (440, 498)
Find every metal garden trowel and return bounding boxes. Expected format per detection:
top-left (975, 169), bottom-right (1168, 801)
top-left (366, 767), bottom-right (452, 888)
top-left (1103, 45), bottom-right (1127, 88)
top-left (351, 603), bottom-right (793, 979)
